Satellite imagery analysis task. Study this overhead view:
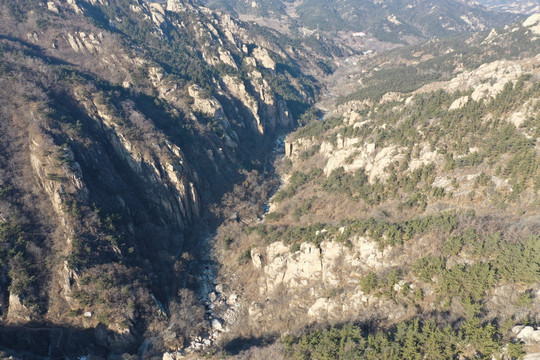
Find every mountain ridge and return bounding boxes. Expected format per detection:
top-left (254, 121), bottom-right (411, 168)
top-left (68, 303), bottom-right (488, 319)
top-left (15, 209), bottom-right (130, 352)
top-left (0, 0), bottom-right (538, 359)
top-left (202, 0), bottom-right (522, 45)
top-left (203, 13), bottom-right (540, 359)
top-left (0, 0), bottom-right (326, 356)
top-left (474, 0), bottom-right (540, 15)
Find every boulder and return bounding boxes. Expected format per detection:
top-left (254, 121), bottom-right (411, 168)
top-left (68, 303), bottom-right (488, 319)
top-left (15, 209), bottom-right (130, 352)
top-left (308, 298), bottom-right (329, 320)
top-left (518, 326), bottom-right (535, 339)
top-left (251, 249), bottom-right (263, 269)
top-left (252, 47), bottom-right (275, 70)
top-left (211, 318), bottom-right (224, 332)
top-left (449, 96), bottom-right (469, 110)
top-left (47, 1), bottom-right (59, 13)
top-left (7, 293), bottom-right (32, 322)
top-left (512, 325), bottom-right (524, 335)
top-left (523, 14), bottom-right (540, 35)
top-left (228, 293), bottom-right (238, 305)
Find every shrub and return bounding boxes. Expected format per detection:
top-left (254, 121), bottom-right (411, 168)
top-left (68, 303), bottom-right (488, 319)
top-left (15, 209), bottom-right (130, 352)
top-left (359, 272), bottom-right (378, 293)
top-left (238, 248), bottom-right (252, 265)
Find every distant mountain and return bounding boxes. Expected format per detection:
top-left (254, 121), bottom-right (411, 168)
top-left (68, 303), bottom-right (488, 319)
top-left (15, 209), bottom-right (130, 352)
top-left (474, 0), bottom-right (540, 15)
top-left (203, 0), bottom-right (522, 43)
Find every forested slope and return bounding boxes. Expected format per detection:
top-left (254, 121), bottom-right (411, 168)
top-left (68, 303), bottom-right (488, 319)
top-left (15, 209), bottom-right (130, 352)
top-left (0, 0), bottom-right (323, 357)
top-left (209, 15), bottom-right (540, 360)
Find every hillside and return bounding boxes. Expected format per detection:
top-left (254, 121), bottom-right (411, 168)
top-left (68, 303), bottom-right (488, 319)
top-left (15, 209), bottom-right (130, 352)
top-left (475, 0), bottom-right (540, 15)
top-left (205, 14), bottom-right (540, 360)
top-left (0, 0), bottom-right (538, 359)
top-left (0, 0), bottom-right (325, 357)
top-left (203, 0), bottom-right (521, 45)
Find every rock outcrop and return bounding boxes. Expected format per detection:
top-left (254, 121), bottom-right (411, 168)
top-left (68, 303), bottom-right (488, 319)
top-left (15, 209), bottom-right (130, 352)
top-left (417, 58), bottom-right (538, 101)
top-left (523, 13), bottom-right (540, 35)
top-left (7, 294), bottom-right (33, 322)
top-left (242, 234), bottom-right (400, 331)
top-left (0, 0), bottom-right (323, 355)
top-left (514, 326), bottom-right (540, 344)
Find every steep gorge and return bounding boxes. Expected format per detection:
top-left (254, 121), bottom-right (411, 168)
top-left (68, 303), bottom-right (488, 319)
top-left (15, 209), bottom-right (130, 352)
top-left (0, 0), bottom-right (327, 357)
top-left (0, 0), bottom-right (539, 359)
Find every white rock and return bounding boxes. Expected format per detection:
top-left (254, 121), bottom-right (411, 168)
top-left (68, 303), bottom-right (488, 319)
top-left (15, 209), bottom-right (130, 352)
top-left (150, 3), bottom-right (165, 15)
top-left (322, 141), bottom-right (401, 183)
top-left (380, 92), bottom-right (402, 103)
top-left (308, 298), bottom-right (329, 319)
top-left (47, 1), bottom-right (59, 13)
top-left (162, 353), bottom-right (174, 360)
top-left (509, 111), bottom-right (526, 127)
top-left (408, 145), bottom-right (442, 171)
top-left (244, 57), bottom-right (257, 67)
top-left (432, 176), bottom-right (451, 189)
top-left (483, 29), bottom-right (498, 43)
top-left (321, 241), bottom-right (344, 287)
top-left (248, 305), bottom-right (262, 322)
top-left (251, 249), bottom-right (263, 269)
top-left (211, 318), bottom-right (223, 332)
top-left (393, 280), bottom-right (408, 292)
top-left (524, 14), bottom-right (540, 35)
top-left (252, 47), bottom-right (275, 70)
top-left (167, 0), bottom-right (187, 12)
top-left (228, 293), bottom-right (238, 305)
top-left (7, 293), bottom-right (31, 321)
top-left (218, 48), bottom-right (238, 69)
top-left (84, 311), bottom-right (92, 317)
top-left (517, 326), bottom-right (535, 340)
top-left (449, 96), bottom-right (469, 110)
top-left (151, 11), bottom-right (166, 28)
top-left (222, 75), bottom-right (262, 133)
top-left (418, 60), bottom-right (526, 101)
top-left (282, 243), bottom-right (322, 286)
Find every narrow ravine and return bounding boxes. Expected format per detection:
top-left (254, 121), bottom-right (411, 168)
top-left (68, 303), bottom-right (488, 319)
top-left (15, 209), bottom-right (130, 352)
top-left (163, 132), bottom-right (292, 357)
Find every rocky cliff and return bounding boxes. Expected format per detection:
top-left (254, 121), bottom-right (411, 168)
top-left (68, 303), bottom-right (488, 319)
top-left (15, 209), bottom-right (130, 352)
top-left (205, 14), bottom-right (540, 359)
top-left (0, 0), bottom-right (321, 357)
top-left (0, 0), bottom-right (539, 359)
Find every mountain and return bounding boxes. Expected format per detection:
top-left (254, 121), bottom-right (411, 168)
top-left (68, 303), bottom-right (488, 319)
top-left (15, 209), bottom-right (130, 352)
top-left (474, 0), bottom-right (540, 15)
top-left (0, 0), bottom-right (539, 359)
top-left (203, 0), bottom-right (521, 44)
top-left (0, 0), bottom-right (328, 357)
top-left (203, 14), bottom-right (540, 359)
